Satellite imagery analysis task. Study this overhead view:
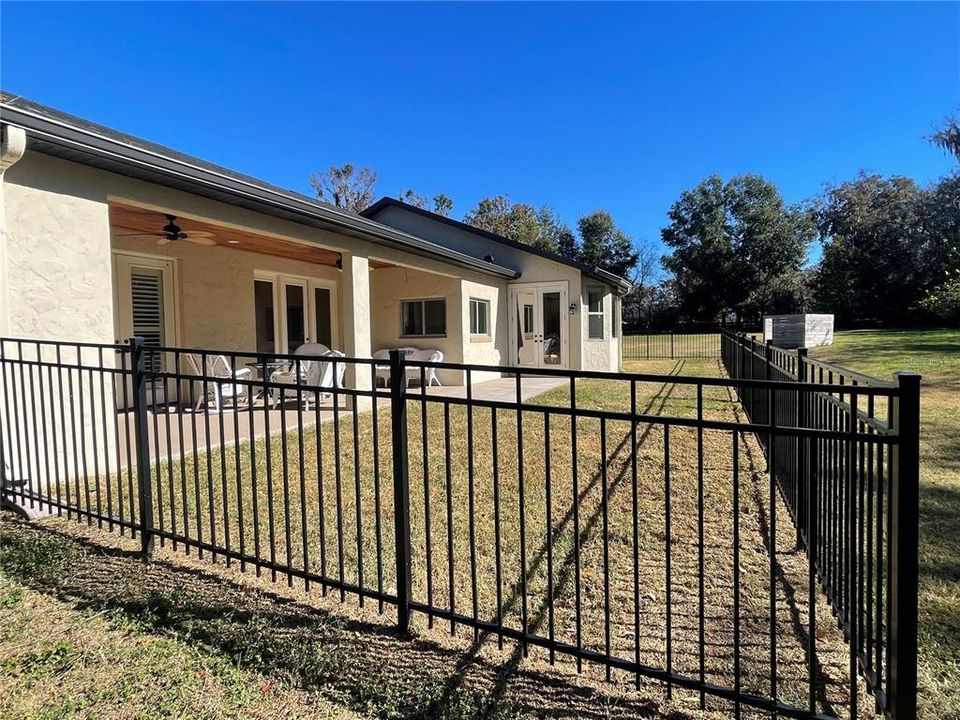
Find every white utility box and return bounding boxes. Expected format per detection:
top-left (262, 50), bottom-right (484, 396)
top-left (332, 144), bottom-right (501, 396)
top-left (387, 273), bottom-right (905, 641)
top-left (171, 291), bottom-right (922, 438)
top-left (762, 314), bottom-right (834, 349)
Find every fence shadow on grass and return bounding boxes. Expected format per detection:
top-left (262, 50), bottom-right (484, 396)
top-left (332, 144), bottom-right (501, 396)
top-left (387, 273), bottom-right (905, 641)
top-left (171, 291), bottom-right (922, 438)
top-left (1, 517), bottom-right (681, 720)
top-left (422, 360), bottom-right (785, 717)
top-left (725, 386), bottom-right (842, 719)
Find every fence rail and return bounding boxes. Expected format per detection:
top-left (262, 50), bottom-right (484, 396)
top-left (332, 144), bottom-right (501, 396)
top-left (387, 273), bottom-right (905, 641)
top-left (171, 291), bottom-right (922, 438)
top-left (0, 334), bottom-right (920, 720)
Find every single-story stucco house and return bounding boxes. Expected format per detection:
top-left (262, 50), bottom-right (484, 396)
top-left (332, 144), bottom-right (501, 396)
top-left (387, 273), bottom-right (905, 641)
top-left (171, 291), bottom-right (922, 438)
top-left (0, 92), bottom-right (629, 393)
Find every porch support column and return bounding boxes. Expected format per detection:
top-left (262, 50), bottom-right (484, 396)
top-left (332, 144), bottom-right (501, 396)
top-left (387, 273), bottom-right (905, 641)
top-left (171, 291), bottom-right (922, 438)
top-left (341, 250), bottom-right (373, 410)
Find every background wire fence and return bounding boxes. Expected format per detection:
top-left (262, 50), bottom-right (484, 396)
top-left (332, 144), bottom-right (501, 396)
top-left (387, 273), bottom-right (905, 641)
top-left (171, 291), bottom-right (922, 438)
top-left (622, 325), bottom-right (724, 360)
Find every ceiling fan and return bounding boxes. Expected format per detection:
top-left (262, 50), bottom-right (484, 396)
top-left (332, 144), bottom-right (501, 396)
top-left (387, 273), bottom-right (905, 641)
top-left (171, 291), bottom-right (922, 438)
top-left (113, 214), bottom-right (217, 246)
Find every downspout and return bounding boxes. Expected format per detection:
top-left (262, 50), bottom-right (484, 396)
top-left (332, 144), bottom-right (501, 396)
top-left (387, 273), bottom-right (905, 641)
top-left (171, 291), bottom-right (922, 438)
top-left (0, 124), bottom-right (27, 336)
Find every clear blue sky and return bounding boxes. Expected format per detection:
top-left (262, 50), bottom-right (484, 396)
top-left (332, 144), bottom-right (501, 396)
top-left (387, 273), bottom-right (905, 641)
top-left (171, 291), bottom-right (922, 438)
top-left (2, 2), bottom-right (957, 270)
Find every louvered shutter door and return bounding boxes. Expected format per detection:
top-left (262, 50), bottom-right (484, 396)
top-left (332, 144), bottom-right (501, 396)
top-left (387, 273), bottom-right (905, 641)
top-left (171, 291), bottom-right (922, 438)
top-left (130, 267), bottom-right (166, 372)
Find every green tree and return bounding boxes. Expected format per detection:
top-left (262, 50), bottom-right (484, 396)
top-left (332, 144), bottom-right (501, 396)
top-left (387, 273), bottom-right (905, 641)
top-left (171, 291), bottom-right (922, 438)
top-left (399, 188), bottom-right (455, 216)
top-left (464, 195), bottom-right (570, 254)
top-left (919, 244), bottom-right (960, 323)
top-left (309, 163), bottom-right (378, 212)
top-left (399, 188), bottom-right (428, 209)
top-left (661, 174), bottom-right (814, 321)
top-left (811, 174), bottom-right (930, 324)
top-left (918, 119), bottom-right (960, 324)
top-left (930, 114), bottom-right (960, 162)
top-left (465, 196), bottom-right (643, 278)
top-left (620, 237), bottom-right (662, 326)
top-left (432, 193), bottom-right (454, 217)
top-left (576, 210), bottom-right (642, 279)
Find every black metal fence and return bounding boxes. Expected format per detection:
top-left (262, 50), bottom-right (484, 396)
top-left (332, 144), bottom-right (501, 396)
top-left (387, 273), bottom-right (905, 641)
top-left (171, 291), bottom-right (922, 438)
top-left (721, 331), bottom-right (919, 720)
top-left (0, 334), bottom-right (920, 720)
top-left (622, 324), bottom-right (725, 360)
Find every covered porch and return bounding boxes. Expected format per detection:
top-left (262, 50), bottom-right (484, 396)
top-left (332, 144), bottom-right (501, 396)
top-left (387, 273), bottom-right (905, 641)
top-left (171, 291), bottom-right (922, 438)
top-left (107, 200), bottom-right (492, 405)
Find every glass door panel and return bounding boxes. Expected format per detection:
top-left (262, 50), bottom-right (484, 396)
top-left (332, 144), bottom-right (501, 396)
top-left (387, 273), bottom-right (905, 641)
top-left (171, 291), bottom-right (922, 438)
top-left (540, 290), bottom-right (562, 366)
top-left (509, 283), bottom-right (568, 369)
top-left (284, 282), bottom-right (306, 354)
top-left (254, 279), bottom-right (276, 354)
top-left (314, 287), bottom-right (332, 348)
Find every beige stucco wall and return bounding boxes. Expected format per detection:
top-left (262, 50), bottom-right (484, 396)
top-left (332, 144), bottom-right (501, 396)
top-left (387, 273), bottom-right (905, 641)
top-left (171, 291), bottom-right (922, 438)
top-left (3, 155), bottom-right (116, 343)
top-left (2, 148), bottom-right (120, 487)
top-left (370, 265), bottom-right (465, 385)
top-left (461, 277), bottom-right (506, 384)
top-left (0, 341), bottom-right (117, 489)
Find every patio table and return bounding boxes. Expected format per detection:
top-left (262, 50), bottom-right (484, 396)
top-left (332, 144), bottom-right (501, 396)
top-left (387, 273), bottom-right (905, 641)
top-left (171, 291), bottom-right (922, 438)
top-left (244, 359), bottom-right (292, 405)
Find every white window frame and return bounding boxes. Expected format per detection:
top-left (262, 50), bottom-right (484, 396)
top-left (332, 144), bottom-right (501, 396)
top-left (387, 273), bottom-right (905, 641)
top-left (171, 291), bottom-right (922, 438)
top-left (612, 295), bottom-right (620, 338)
top-left (400, 297), bottom-right (447, 338)
top-left (586, 286), bottom-right (606, 341)
top-left (469, 297), bottom-right (491, 337)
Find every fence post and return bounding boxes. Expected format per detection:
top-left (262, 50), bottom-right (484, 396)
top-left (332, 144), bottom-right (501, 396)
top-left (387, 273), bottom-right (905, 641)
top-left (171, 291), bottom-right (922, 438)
top-left (130, 336), bottom-right (154, 559)
top-left (670, 332), bottom-right (674, 359)
top-left (389, 349), bottom-right (412, 632)
top-left (796, 348), bottom-right (808, 548)
top-left (889, 372), bottom-right (920, 720)
top-left (762, 340), bottom-right (773, 469)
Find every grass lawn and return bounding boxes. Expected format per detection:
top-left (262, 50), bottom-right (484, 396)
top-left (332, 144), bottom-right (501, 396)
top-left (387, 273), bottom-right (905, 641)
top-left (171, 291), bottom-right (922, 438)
top-left (0, 530), bottom-right (359, 720)
top-left (809, 328), bottom-right (960, 720)
top-left (2, 357), bottom-right (870, 719)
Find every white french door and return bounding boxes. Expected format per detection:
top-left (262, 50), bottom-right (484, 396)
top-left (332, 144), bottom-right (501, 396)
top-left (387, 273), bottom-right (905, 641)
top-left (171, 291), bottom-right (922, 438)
top-left (509, 282), bottom-right (568, 369)
top-left (112, 251), bottom-right (180, 407)
top-left (254, 272), bottom-right (338, 355)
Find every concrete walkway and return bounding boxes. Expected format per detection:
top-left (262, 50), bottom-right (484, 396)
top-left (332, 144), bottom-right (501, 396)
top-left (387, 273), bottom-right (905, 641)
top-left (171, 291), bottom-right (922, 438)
top-left (404, 375), bottom-right (567, 403)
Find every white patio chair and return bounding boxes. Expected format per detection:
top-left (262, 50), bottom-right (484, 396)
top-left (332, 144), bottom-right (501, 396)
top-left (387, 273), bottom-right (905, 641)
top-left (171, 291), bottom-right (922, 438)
top-left (405, 348), bottom-right (443, 387)
top-left (183, 353), bottom-right (252, 411)
top-left (270, 344), bottom-right (344, 410)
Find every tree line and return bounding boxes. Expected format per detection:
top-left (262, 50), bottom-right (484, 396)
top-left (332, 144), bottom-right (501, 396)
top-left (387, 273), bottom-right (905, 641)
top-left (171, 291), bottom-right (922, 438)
top-left (653, 116), bottom-right (959, 328)
top-left (309, 115), bottom-right (959, 328)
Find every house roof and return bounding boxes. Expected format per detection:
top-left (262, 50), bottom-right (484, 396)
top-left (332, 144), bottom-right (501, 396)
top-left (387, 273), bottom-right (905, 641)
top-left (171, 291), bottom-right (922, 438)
top-left (362, 197), bottom-right (632, 293)
top-left (0, 92), bottom-right (519, 280)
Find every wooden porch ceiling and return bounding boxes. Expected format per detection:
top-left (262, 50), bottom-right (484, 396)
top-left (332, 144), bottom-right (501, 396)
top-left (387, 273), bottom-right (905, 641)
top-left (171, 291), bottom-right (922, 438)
top-left (109, 202), bottom-right (374, 268)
